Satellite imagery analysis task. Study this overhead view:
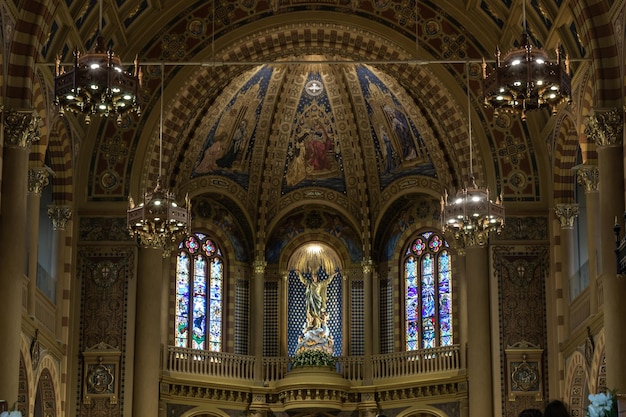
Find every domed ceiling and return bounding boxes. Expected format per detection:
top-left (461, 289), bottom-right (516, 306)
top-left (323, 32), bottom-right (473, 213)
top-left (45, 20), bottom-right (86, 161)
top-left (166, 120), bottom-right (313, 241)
top-left (33, 0), bottom-right (591, 262)
top-left (180, 58), bottom-right (442, 192)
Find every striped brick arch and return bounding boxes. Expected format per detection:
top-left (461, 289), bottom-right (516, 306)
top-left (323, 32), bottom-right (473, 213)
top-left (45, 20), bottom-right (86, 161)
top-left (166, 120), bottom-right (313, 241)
top-left (47, 117), bottom-right (74, 205)
top-left (4, 0), bottom-right (56, 108)
top-left (564, 351), bottom-right (589, 417)
top-left (551, 115), bottom-right (579, 203)
top-left (570, 0), bottom-right (622, 107)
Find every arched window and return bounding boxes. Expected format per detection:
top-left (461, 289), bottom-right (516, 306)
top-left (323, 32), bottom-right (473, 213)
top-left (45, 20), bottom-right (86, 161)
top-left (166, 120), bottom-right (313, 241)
top-left (404, 231), bottom-right (452, 350)
top-left (175, 232), bottom-right (223, 351)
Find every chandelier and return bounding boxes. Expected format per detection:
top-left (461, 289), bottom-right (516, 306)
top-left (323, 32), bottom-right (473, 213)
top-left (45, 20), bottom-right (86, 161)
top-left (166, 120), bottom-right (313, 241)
top-left (53, 0), bottom-right (142, 125)
top-left (441, 177), bottom-right (505, 244)
top-left (481, 0), bottom-right (571, 120)
top-left (127, 67), bottom-right (189, 252)
top-left (442, 64), bottom-right (505, 245)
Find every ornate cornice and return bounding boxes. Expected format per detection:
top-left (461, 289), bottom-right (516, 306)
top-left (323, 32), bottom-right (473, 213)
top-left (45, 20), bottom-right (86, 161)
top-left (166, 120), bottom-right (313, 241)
top-left (4, 109), bottom-right (40, 148)
top-left (584, 108), bottom-right (623, 147)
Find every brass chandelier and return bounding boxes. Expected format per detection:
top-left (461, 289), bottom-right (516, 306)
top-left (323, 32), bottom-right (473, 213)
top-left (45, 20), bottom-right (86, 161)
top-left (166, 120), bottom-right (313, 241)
top-left (127, 67), bottom-right (189, 252)
top-left (482, 0), bottom-right (571, 120)
top-left (442, 64), bottom-right (505, 246)
top-left (53, 0), bottom-right (142, 125)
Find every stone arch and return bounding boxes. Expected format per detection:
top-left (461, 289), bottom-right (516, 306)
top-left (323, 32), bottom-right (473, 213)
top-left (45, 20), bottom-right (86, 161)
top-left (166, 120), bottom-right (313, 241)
top-left (569, 1), bottom-right (622, 106)
top-left (564, 350), bottom-right (589, 417)
top-left (552, 115), bottom-right (579, 203)
top-left (588, 330), bottom-right (606, 394)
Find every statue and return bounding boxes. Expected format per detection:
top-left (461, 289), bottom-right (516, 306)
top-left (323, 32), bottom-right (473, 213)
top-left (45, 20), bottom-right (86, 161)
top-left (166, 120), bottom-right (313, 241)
top-left (295, 268), bottom-right (337, 355)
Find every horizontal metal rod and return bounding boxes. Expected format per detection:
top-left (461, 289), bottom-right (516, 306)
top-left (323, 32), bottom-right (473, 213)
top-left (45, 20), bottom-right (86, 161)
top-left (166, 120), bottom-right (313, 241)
top-left (38, 57), bottom-right (590, 68)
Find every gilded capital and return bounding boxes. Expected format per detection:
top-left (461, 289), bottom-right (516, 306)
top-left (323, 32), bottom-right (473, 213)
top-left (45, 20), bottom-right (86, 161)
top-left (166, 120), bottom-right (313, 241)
top-left (555, 204), bottom-right (579, 228)
top-left (4, 109), bottom-right (41, 148)
top-left (48, 205), bottom-right (72, 231)
top-left (28, 167), bottom-right (52, 194)
top-left (253, 259), bottom-right (267, 275)
top-left (361, 258), bottom-right (373, 274)
top-left (575, 164), bottom-right (599, 192)
top-left (584, 108), bottom-right (623, 147)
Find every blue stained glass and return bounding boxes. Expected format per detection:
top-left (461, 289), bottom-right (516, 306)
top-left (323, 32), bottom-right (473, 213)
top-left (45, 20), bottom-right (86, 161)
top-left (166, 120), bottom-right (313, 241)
top-left (203, 239), bottom-right (216, 256)
top-left (404, 232), bottom-right (453, 351)
top-left (429, 235), bottom-right (442, 252)
top-left (192, 256), bottom-right (207, 350)
top-left (208, 259), bottom-right (223, 351)
top-left (185, 236), bottom-right (199, 253)
top-left (175, 253), bottom-right (190, 347)
top-left (412, 238), bottom-right (426, 255)
top-left (176, 233), bottom-right (223, 351)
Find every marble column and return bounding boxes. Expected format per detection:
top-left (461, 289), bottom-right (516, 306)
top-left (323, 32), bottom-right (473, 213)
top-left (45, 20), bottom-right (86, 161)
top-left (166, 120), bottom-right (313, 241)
top-left (0, 109), bottom-right (40, 405)
top-left (362, 259), bottom-right (373, 384)
top-left (447, 225), bottom-right (494, 417)
top-left (465, 243), bottom-right (493, 417)
top-left (48, 205), bottom-right (72, 341)
top-left (26, 167), bottom-right (51, 317)
top-left (554, 203), bottom-right (579, 338)
top-left (252, 259), bottom-right (266, 385)
top-left (585, 108), bottom-right (626, 390)
top-left (132, 247), bottom-right (165, 417)
top-left (575, 165), bottom-right (600, 314)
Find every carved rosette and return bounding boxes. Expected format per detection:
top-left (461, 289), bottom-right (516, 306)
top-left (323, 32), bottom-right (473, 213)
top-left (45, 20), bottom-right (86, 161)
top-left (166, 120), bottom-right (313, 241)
top-left (4, 109), bottom-right (41, 148)
top-left (576, 164), bottom-right (599, 192)
top-left (48, 205), bottom-right (72, 231)
top-left (584, 108), bottom-right (623, 147)
top-left (28, 167), bottom-right (51, 194)
top-left (554, 204), bottom-right (579, 228)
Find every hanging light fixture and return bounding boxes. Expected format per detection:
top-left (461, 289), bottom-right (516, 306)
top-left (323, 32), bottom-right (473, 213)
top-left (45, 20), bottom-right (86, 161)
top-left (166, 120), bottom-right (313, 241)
top-left (442, 64), bottom-right (505, 245)
top-left (53, 0), bottom-right (142, 125)
top-left (481, 0), bottom-right (571, 121)
top-left (127, 66), bottom-right (189, 252)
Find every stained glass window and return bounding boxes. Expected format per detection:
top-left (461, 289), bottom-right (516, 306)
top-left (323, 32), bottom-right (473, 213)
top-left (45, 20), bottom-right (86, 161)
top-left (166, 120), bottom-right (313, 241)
top-left (404, 231), bottom-right (452, 350)
top-left (176, 232), bottom-right (223, 351)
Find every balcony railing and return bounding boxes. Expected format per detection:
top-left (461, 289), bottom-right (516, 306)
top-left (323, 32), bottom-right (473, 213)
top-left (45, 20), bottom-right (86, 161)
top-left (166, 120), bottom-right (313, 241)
top-left (167, 344), bottom-right (461, 384)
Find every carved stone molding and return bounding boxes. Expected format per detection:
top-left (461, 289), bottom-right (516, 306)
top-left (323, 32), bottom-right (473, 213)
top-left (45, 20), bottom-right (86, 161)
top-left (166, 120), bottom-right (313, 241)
top-left (584, 108), bottom-right (623, 147)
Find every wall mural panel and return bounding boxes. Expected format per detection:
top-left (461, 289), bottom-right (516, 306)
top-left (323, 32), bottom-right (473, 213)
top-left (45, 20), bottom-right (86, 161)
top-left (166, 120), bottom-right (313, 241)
top-left (283, 71), bottom-right (345, 192)
top-left (356, 64), bottom-right (436, 184)
top-left (192, 66), bottom-right (271, 188)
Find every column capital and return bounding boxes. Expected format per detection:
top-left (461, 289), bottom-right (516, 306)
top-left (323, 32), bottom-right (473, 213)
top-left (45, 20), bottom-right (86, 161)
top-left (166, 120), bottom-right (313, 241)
top-left (584, 108), bottom-right (623, 147)
top-left (47, 205), bottom-right (72, 231)
top-left (555, 203), bottom-right (579, 229)
top-left (4, 109), bottom-right (41, 148)
top-left (253, 259), bottom-right (267, 274)
top-left (28, 167), bottom-right (53, 194)
top-left (575, 164), bottom-right (599, 192)
top-left (361, 258), bottom-right (373, 274)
